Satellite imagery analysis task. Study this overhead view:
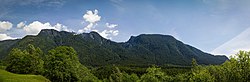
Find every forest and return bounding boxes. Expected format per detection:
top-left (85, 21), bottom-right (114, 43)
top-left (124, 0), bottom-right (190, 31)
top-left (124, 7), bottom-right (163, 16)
top-left (0, 44), bottom-right (249, 82)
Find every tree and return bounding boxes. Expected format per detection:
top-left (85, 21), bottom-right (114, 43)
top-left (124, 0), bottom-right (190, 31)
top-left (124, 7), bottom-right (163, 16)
top-left (174, 73), bottom-right (190, 82)
top-left (5, 44), bottom-right (44, 74)
top-left (109, 67), bottom-right (139, 82)
top-left (220, 51), bottom-right (250, 82)
top-left (140, 66), bottom-right (173, 82)
top-left (190, 67), bottom-right (215, 82)
top-left (191, 58), bottom-right (198, 68)
top-left (235, 51), bottom-right (250, 81)
top-left (43, 46), bottom-right (98, 82)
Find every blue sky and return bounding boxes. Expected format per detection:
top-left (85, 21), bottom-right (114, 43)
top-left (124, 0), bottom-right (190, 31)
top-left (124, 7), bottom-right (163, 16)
top-left (0, 0), bottom-right (250, 57)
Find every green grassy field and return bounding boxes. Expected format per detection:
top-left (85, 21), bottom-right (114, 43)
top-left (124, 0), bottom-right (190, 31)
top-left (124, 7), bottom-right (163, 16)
top-left (0, 69), bottom-right (50, 82)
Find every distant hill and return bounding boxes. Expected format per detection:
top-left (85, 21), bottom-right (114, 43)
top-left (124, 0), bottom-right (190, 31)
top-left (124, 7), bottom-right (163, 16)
top-left (0, 29), bottom-right (228, 66)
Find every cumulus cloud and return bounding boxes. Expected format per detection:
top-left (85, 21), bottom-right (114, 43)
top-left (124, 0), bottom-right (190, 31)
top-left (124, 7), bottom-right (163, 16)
top-left (83, 9), bottom-right (101, 23)
top-left (79, 9), bottom-right (101, 33)
top-left (97, 30), bottom-right (119, 39)
top-left (212, 27), bottom-right (250, 57)
top-left (0, 21), bottom-right (14, 41)
top-left (0, 34), bottom-right (14, 41)
top-left (0, 20), bottom-right (70, 41)
top-left (106, 23), bottom-right (118, 28)
top-left (17, 21), bottom-right (26, 28)
top-left (0, 21), bottom-right (13, 32)
top-left (101, 23), bottom-right (119, 39)
top-left (54, 23), bottom-right (69, 31)
top-left (78, 9), bottom-right (119, 39)
top-left (23, 21), bottom-right (69, 35)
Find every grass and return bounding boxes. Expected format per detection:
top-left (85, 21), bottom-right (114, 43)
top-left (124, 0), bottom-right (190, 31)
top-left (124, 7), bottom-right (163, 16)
top-left (0, 69), bottom-right (50, 82)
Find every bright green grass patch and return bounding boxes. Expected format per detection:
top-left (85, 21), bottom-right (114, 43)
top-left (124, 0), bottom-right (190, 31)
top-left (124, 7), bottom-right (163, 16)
top-left (0, 69), bottom-right (50, 82)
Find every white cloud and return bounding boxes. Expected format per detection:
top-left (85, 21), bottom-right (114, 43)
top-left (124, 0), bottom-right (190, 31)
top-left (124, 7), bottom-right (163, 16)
top-left (0, 34), bottom-right (15, 41)
top-left (212, 27), bottom-right (250, 57)
top-left (23, 21), bottom-right (68, 35)
top-left (106, 23), bottom-right (118, 28)
top-left (0, 20), bottom-right (70, 41)
top-left (78, 9), bottom-right (119, 39)
top-left (113, 30), bottom-right (119, 36)
top-left (84, 23), bottom-right (94, 31)
top-left (77, 29), bottom-right (84, 34)
top-left (0, 21), bottom-right (12, 32)
top-left (54, 23), bottom-right (69, 31)
top-left (79, 9), bottom-right (101, 33)
top-left (83, 9), bottom-right (101, 23)
top-left (0, 21), bottom-right (15, 41)
top-left (96, 30), bottom-right (119, 39)
top-left (17, 21), bottom-right (26, 28)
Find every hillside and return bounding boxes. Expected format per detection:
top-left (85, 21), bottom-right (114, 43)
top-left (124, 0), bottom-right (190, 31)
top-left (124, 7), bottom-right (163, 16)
top-left (0, 69), bottom-right (50, 82)
top-left (0, 29), bottom-right (228, 66)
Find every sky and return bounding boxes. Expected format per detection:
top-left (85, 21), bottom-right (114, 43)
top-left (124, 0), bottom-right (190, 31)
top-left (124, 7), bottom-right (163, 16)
top-left (0, 0), bottom-right (250, 57)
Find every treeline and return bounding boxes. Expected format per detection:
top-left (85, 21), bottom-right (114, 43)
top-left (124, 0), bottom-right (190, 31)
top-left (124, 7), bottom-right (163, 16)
top-left (1, 44), bottom-right (250, 82)
top-left (3, 44), bottom-right (97, 81)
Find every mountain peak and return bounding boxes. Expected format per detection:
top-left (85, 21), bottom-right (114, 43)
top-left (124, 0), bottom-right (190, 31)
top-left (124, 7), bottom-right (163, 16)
top-left (127, 34), bottom-right (177, 44)
top-left (40, 29), bottom-right (58, 33)
top-left (79, 31), bottom-right (107, 44)
top-left (89, 31), bottom-right (99, 34)
top-left (89, 31), bottom-right (102, 37)
top-left (38, 29), bottom-right (60, 36)
top-left (38, 29), bottom-right (75, 38)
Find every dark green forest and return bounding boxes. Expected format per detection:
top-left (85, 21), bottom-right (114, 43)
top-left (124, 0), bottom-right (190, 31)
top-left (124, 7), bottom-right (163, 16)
top-left (0, 44), bottom-right (250, 82)
top-left (0, 29), bottom-right (228, 66)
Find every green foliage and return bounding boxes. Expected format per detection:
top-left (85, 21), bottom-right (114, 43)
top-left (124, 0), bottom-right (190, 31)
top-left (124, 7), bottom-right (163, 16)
top-left (2, 31), bottom-right (250, 82)
top-left (189, 50), bottom-right (250, 82)
top-left (173, 73), bottom-right (190, 82)
top-left (190, 66), bottom-right (215, 82)
top-left (109, 67), bottom-right (140, 82)
top-left (92, 65), bottom-right (118, 79)
top-left (128, 50), bottom-right (250, 82)
top-left (191, 58), bottom-right (198, 67)
top-left (0, 60), bottom-right (6, 70)
top-left (0, 69), bottom-right (50, 82)
top-left (0, 29), bottom-right (228, 67)
top-left (140, 66), bottom-right (173, 82)
top-left (5, 44), bottom-right (44, 74)
top-left (43, 46), bottom-right (98, 82)
top-left (217, 50), bottom-right (250, 82)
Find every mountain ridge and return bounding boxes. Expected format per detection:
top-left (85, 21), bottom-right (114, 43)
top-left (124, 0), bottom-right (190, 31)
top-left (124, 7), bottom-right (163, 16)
top-left (0, 29), bottom-right (228, 66)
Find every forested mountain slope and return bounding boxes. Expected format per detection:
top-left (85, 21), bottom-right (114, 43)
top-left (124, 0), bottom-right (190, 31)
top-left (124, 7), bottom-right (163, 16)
top-left (0, 29), bottom-right (228, 66)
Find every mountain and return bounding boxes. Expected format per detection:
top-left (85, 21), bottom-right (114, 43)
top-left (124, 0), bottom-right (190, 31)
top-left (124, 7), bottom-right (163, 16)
top-left (0, 29), bottom-right (228, 66)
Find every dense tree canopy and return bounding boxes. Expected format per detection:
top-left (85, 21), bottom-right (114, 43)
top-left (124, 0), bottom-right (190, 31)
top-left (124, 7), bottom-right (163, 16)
top-left (5, 44), bottom-right (44, 74)
top-left (140, 66), bottom-right (173, 82)
top-left (108, 67), bottom-right (140, 82)
top-left (2, 44), bottom-right (250, 82)
top-left (43, 46), bottom-right (98, 82)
